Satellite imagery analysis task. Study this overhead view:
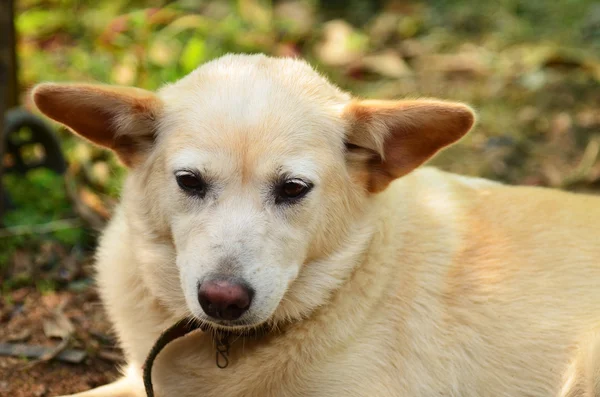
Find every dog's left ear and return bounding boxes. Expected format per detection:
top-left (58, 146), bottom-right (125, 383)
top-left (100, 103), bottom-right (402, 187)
top-left (343, 99), bottom-right (475, 193)
top-left (32, 83), bottom-right (162, 167)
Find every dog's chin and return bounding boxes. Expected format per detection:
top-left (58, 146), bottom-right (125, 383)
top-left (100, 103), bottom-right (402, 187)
top-left (193, 313), bottom-right (270, 334)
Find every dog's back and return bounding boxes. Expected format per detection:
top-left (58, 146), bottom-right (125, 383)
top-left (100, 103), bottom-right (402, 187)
top-left (366, 167), bottom-right (600, 396)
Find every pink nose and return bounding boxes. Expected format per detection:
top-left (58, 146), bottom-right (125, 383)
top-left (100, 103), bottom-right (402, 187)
top-left (198, 279), bottom-right (253, 321)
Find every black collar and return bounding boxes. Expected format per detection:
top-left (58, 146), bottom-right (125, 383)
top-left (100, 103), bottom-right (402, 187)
top-left (142, 319), bottom-right (268, 397)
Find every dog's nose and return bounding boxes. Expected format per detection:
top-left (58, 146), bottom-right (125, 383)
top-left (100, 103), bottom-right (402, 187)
top-left (198, 279), bottom-right (253, 321)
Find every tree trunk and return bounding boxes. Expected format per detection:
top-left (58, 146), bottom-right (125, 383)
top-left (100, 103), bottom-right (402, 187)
top-left (0, 0), bottom-right (18, 219)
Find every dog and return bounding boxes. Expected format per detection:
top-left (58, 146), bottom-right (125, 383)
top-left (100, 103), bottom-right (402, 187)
top-left (32, 54), bottom-right (600, 397)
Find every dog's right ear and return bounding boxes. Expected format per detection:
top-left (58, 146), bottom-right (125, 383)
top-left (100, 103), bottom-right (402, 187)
top-left (32, 83), bottom-right (162, 167)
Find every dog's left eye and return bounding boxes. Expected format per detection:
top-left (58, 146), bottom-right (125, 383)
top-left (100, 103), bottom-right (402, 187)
top-left (276, 179), bottom-right (312, 204)
top-left (175, 171), bottom-right (207, 196)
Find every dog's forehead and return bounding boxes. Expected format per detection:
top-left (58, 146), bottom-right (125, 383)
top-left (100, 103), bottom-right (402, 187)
top-left (158, 55), bottom-right (348, 140)
top-left (158, 55), bottom-right (349, 177)
top-left (159, 54), bottom-right (349, 105)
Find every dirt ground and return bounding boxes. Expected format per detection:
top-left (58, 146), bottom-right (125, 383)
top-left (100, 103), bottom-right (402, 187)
top-left (0, 288), bottom-right (121, 396)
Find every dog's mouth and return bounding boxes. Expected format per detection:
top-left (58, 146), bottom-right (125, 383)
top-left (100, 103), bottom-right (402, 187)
top-left (192, 314), bottom-right (271, 335)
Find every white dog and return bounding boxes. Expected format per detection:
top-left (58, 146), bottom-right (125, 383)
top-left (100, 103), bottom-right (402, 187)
top-left (33, 54), bottom-right (600, 397)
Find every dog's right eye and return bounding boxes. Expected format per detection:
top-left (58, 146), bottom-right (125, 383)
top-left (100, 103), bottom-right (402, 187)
top-left (175, 171), bottom-right (207, 196)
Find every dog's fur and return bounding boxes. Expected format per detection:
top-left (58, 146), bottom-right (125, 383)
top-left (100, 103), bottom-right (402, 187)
top-left (33, 54), bottom-right (600, 397)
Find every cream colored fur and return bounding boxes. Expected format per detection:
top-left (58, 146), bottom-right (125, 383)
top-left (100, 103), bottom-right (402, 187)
top-left (32, 54), bottom-right (600, 397)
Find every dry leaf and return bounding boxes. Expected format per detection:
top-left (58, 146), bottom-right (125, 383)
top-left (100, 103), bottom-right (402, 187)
top-left (361, 50), bottom-right (412, 78)
top-left (6, 328), bottom-right (32, 342)
top-left (417, 51), bottom-right (490, 77)
top-left (43, 308), bottom-right (74, 340)
top-left (315, 20), bottom-right (367, 66)
top-left (79, 187), bottom-right (111, 220)
top-left (274, 1), bottom-right (314, 38)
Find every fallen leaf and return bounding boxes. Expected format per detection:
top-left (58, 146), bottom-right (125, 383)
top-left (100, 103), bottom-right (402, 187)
top-left (274, 1), bottom-right (314, 38)
top-left (367, 13), bottom-right (400, 46)
top-left (10, 288), bottom-right (29, 303)
top-left (32, 384), bottom-right (48, 397)
top-left (361, 50), bottom-right (412, 78)
top-left (79, 187), bottom-right (111, 220)
top-left (40, 292), bottom-right (61, 309)
top-left (518, 107), bottom-right (540, 124)
top-left (417, 48), bottom-right (490, 77)
top-left (275, 42), bottom-right (301, 58)
top-left (11, 250), bottom-right (33, 280)
top-left (98, 350), bottom-right (124, 363)
top-left (6, 328), bottom-right (32, 342)
top-left (550, 113), bottom-right (573, 137)
top-left (315, 20), bottom-right (368, 66)
top-left (90, 161), bottom-right (111, 186)
top-left (111, 54), bottom-right (138, 86)
top-left (398, 38), bottom-right (427, 59)
top-left (239, 0), bottom-right (272, 29)
top-left (43, 306), bottom-right (74, 340)
top-left (148, 37), bottom-right (181, 67)
top-left (576, 109), bottom-right (600, 128)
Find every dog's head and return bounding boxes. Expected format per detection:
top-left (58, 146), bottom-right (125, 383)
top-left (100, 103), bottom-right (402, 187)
top-left (32, 54), bottom-right (474, 330)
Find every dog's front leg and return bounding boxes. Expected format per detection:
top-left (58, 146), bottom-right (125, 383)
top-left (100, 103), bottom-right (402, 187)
top-left (57, 364), bottom-right (145, 397)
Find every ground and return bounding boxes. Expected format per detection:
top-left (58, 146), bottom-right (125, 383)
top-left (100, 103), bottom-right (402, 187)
top-left (1, 0), bottom-right (599, 394)
top-left (0, 288), bottom-right (120, 396)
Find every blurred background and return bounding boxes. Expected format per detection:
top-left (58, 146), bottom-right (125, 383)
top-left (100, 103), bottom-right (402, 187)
top-left (0, 0), bottom-right (599, 394)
